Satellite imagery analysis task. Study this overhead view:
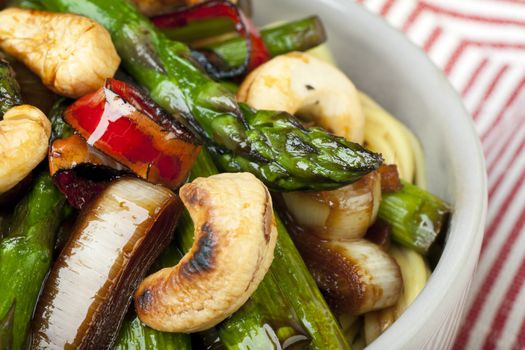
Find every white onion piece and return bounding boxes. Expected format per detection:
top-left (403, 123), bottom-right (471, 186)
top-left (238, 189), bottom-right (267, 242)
top-left (31, 178), bottom-right (181, 349)
top-left (283, 171), bottom-right (381, 240)
top-left (302, 238), bottom-right (402, 315)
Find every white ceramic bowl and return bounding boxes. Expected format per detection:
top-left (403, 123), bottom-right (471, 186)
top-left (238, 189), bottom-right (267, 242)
top-left (254, 1), bottom-right (487, 349)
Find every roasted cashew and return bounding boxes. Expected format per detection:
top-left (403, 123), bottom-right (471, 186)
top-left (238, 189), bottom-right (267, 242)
top-left (238, 51), bottom-right (365, 144)
top-left (134, 172), bottom-right (277, 332)
top-left (0, 105), bottom-right (51, 194)
top-left (0, 8), bottom-right (120, 98)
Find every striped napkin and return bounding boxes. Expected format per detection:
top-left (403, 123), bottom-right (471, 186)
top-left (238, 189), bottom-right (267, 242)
top-left (357, 0), bottom-right (525, 349)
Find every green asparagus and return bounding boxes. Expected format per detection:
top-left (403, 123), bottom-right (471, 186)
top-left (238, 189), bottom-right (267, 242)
top-left (114, 246), bottom-right (192, 350)
top-left (174, 150), bottom-right (350, 350)
top-left (29, 0), bottom-right (382, 191)
top-left (205, 16), bottom-right (327, 68)
top-left (0, 54), bottom-right (22, 117)
top-left (378, 180), bottom-right (450, 255)
top-left (0, 171), bottom-right (67, 350)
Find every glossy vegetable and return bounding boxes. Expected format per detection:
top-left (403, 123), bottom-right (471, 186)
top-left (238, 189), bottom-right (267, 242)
top-left (0, 171), bottom-right (66, 350)
top-left (378, 180), bottom-right (450, 254)
top-left (32, 178), bottom-right (182, 348)
top-left (283, 171), bottom-right (382, 240)
top-left (48, 99), bottom-right (122, 209)
top-left (299, 238), bottom-right (402, 315)
top-left (203, 16), bottom-right (327, 68)
top-left (0, 54), bottom-right (21, 116)
top-left (152, 0), bottom-right (269, 79)
top-left (115, 246), bottom-right (191, 350)
top-left (176, 151), bottom-right (350, 349)
top-left (64, 79), bottom-right (201, 190)
top-left (29, 0), bottom-right (382, 191)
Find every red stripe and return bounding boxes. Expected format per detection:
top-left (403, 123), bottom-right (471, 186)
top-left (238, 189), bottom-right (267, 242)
top-left (481, 130), bottom-right (525, 252)
top-left (481, 223), bottom-right (525, 350)
top-left (481, 77), bottom-right (525, 142)
top-left (402, 2), bottom-right (424, 32)
top-left (422, 0), bottom-right (525, 27)
top-left (512, 304), bottom-right (525, 349)
top-left (486, 121), bottom-right (525, 176)
top-left (461, 58), bottom-right (489, 97)
top-left (379, 0), bottom-right (395, 16)
top-left (472, 65), bottom-right (510, 120)
top-left (454, 164), bottom-right (525, 349)
top-left (422, 26), bottom-right (443, 52)
top-left (444, 41), bottom-right (468, 76)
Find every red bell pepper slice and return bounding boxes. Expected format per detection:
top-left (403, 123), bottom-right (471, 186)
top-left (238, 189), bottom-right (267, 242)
top-left (152, 0), bottom-right (269, 79)
top-left (64, 79), bottom-right (201, 190)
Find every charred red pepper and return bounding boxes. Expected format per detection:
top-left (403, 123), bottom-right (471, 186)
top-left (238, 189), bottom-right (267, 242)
top-left (64, 79), bottom-right (201, 190)
top-left (152, 0), bottom-right (269, 79)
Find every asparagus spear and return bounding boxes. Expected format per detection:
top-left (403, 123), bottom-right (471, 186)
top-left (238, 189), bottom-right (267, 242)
top-left (115, 246), bottom-right (191, 350)
top-left (0, 53), bottom-right (22, 117)
top-left (175, 150), bottom-right (350, 350)
top-left (378, 180), bottom-right (450, 255)
top-left (29, 0), bottom-right (382, 191)
top-left (205, 16), bottom-right (327, 68)
top-left (0, 171), bottom-right (67, 350)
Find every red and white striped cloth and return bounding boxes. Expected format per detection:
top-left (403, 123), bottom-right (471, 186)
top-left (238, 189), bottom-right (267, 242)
top-left (357, 0), bottom-right (525, 349)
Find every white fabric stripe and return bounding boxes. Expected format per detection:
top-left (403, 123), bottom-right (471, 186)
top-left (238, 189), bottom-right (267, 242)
top-left (462, 59), bottom-right (503, 113)
top-left (424, 30), bottom-right (459, 69)
top-left (427, 16), bottom-right (525, 44)
top-left (498, 248), bottom-right (525, 349)
top-left (384, 0), bottom-right (418, 28)
top-left (424, 0), bottom-right (525, 23)
top-left (484, 109), bottom-right (525, 168)
top-left (468, 150), bottom-right (525, 299)
top-left (464, 167), bottom-right (525, 350)
top-left (476, 65), bottom-right (523, 136)
top-left (446, 48), bottom-right (483, 92)
top-left (404, 12), bottom-right (436, 47)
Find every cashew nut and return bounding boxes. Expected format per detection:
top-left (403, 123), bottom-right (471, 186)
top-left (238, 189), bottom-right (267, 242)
top-left (0, 105), bottom-right (51, 194)
top-left (0, 8), bottom-right (120, 98)
top-left (238, 51), bottom-right (365, 144)
top-left (134, 172), bottom-right (277, 332)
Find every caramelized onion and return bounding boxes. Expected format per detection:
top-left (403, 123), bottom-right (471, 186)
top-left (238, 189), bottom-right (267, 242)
top-left (31, 178), bottom-right (182, 349)
top-left (298, 237), bottom-right (402, 315)
top-left (283, 171), bottom-right (381, 240)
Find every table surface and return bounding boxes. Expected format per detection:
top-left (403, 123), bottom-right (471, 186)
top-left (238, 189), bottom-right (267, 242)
top-left (357, 0), bottom-right (525, 349)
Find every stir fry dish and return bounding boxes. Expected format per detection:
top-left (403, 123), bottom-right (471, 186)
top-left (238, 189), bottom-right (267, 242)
top-left (0, 0), bottom-right (451, 349)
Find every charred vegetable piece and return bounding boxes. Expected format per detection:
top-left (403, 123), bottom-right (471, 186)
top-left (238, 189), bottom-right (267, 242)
top-left (152, 0), bottom-right (269, 79)
top-left (48, 99), bottom-right (124, 209)
top-left (29, 0), bottom-right (382, 191)
top-left (135, 173), bottom-right (277, 333)
top-left (0, 54), bottom-right (21, 117)
top-left (0, 171), bottom-right (66, 350)
top-left (175, 151), bottom-right (350, 349)
top-left (49, 134), bottom-right (128, 177)
top-left (283, 171), bottom-right (382, 240)
top-left (64, 79), bottom-right (201, 190)
top-left (32, 178), bottom-right (182, 349)
top-left (365, 219), bottom-right (392, 251)
top-left (377, 164), bottom-right (402, 193)
top-left (378, 180), bottom-right (451, 255)
top-left (115, 246), bottom-right (191, 350)
top-left (295, 236), bottom-right (402, 315)
top-left (203, 16), bottom-right (327, 69)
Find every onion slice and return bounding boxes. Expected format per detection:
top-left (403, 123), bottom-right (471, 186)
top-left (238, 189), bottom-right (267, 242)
top-left (283, 171), bottom-right (382, 240)
top-left (298, 237), bottom-right (402, 315)
top-left (31, 178), bottom-right (182, 349)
